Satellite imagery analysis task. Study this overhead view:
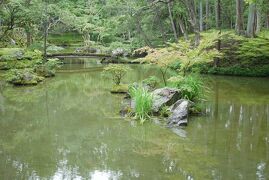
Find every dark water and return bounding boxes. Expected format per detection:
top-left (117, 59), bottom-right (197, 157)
top-left (0, 60), bottom-right (269, 179)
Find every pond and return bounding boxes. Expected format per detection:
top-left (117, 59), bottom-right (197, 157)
top-left (0, 59), bottom-right (269, 179)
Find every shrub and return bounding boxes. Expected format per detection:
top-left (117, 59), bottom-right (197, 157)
top-left (5, 68), bottom-right (44, 86)
top-left (35, 58), bottom-right (61, 77)
top-left (103, 64), bottom-right (131, 85)
top-left (142, 76), bottom-right (160, 89)
top-left (168, 74), bottom-right (204, 101)
top-left (23, 50), bottom-right (43, 61)
top-left (129, 86), bottom-right (153, 123)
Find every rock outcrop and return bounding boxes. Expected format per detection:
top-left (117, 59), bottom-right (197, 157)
top-left (120, 87), bottom-right (194, 127)
top-left (151, 87), bottom-right (181, 113)
top-left (132, 46), bottom-right (155, 58)
top-left (168, 99), bottom-right (193, 126)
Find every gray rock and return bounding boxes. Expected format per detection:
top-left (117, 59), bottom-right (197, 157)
top-left (74, 47), bottom-right (99, 53)
top-left (168, 99), bottom-right (193, 126)
top-left (47, 45), bottom-right (64, 52)
top-left (112, 48), bottom-right (126, 57)
top-left (152, 87), bottom-right (181, 113)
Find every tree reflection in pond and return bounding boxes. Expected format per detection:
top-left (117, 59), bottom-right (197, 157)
top-left (0, 65), bottom-right (269, 179)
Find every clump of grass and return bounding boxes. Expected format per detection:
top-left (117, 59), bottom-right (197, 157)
top-left (169, 74), bottom-right (204, 101)
top-left (129, 86), bottom-right (153, 124)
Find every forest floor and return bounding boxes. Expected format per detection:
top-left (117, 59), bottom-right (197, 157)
top-left (199, 30), bottom-right (269, 77)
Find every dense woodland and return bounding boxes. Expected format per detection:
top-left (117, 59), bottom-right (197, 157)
top-left (1, 2), bottom-right (269, 178)
top-left (0, 0), bottom-right (269, 48)
top-left (0, 0), bottom-right (269, 86)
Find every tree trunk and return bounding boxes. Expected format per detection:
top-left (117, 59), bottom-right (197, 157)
top-left (185, 0), bottom-right (200, 46)
top-left (267, 11), bottom-right (269, 29)
top-left (26, 31), bottom-right (32, 47)
top-left (205, 0), bottom-right (209, 30)
top-left (215, 0), bottom-right (221, 29)
top-left (135, 17), bottom-right (152, 47)
top-left (246, 3), bottom-right (256, 38)
top-left (178, 17), bottom-right (189, 41)
top-left (235, 0), bottom-right (244, 35)
top-left (215, 0), bottom-right (221, 67)
top-left (155, 6), bottom-right (167, 43)
top-left (43, 2), bottom-right (48, 63)
top-left (199, 0), bottom-right (203, 31)
top-left (167, 1), bottom-right (178, 41)
top-left (256, 8), bottom-right (261, 34)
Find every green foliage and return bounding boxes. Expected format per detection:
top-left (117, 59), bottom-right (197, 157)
top-left (159, 106), bottom-right (171, 117)
top-left (204, 65), bottom-right (269, 77)
top-left (48, 33), bottom-right (83, 46)
top-left (168, 31), bottom-right (223, 75)
top-left (27, 42), bottom-right (44, 51)
top-left (0, 48), bottom-right (23, 56)
top-left (5, 68), bottom-right (44, 86)
top-left (142, 76), bottom-right (160, 89)
top-left (141, 32), bottom-right (222, 69)
top-left (237, 37), bottom-right (269, 62)
top-left (0, 62), bottom-right (9, 70)
top-left (103, 64), bottom-right (131, 85)
top-left (129, 86), bottom-right (153, 123)
top-left (23, 50), bottom-right (42, 61)
top-left (168, 74), bottom-right (204, 101)
top-left (35, 58), bottom-right (61, 77)
top-left (110, 84), bottom-right (129, 93)
top-left (109, 42), bottom-right (131, 53)
top-left (199, 31), bottom-right (269, 77)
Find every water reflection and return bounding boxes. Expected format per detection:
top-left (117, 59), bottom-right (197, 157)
top-left (0, 65), bottom-right (269, 179)
top-left (187, 76), bottom-right (269, 179)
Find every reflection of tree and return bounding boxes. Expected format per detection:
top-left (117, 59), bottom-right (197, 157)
top-left (205, 76), bottom-right (269, 105)
top-left (180, 75), bottom-right (269, 179)
top-left (1, 67), bottom-right (268, 179)
top-left (0, 65), bottom-right (167, 179)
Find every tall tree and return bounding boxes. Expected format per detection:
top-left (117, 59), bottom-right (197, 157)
top-left (185, 0), bottom-right (200, 46)
top-left (205, 0), bottom-right (210, 30)
top-left (235, 0), bottom-right (244, 35)
top-left (199, 0), bottom-right (203, 31)
top-left (43, 0), bottom-right (48, 62)
top-left (215, 0), bottom-right (221, 67)
top-left (246, 2), bottom-right (256, 37)
top-left (267, 11), bottom-right (269, 29)
top-left (178, 17), bottom-right (189, 41)
top-left (167, 0), bottom-right (178, 41)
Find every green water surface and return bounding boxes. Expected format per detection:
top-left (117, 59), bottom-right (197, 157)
top-left (0, 61), bottom-right (269, 180)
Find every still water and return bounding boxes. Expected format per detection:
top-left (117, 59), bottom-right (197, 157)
top-left (0, 59), bottom-right (269, 179)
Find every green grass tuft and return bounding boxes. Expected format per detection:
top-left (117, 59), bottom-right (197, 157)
top-left (129, 86), bottom-right (153, 124)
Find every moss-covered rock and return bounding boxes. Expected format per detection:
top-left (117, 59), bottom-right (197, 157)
top-left (35, 58), bottom-right (61, 77)
top-left (6, 69), bottom-right (44, 86)
top-left (110, 84), bottom-right (129, 93)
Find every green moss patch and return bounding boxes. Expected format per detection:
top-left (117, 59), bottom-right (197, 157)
top-left (110, 84), bottom-right (129, 93)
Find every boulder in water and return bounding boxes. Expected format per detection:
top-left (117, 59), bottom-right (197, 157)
top-left (6, 69), bottom-right (44, 86)
top-left (152, 87), bottom-right (181, 113)
top-left (168, 99), bottom-right (193, 126)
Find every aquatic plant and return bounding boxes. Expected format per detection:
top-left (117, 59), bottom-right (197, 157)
top-left (129, 86), bottom-right (153, 124)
